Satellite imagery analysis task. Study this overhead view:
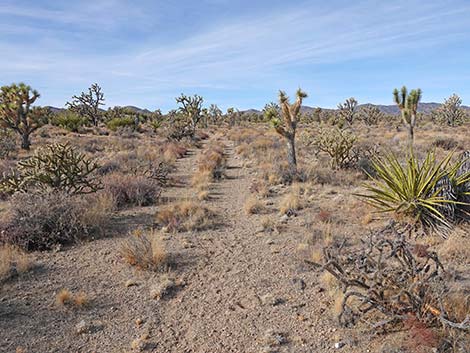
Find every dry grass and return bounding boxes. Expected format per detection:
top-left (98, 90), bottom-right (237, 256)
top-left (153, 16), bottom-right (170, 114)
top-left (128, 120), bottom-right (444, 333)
top-left (244, 196), bottom-right (265, 215)
top-left (156, 200), bottom-right (217, 232)
top-left (120, 229), bottom-right (168, 271)
top-left (55, 288), bottom-right (89, 308)
top-left (437, 228), bottom-right (470, 265)
top-left (191, 170), bottom-right (212, 191)
top-left (0, 245), bottom-right (33, 281)
top-left (197, 190), bottom-right (210, 201)
top-left (279, 187), bottom-right (303, 215)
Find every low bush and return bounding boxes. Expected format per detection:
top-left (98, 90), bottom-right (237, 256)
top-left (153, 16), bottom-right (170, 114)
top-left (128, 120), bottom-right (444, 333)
top-left (50, 111), bottom-right (87, 132)
top-left (156, 200), bottom-right (217, 232)
top-left (103, 173), bottom-right (161, 208)
top-left (120, 228), bottom-right (168, 271)
top-left (106, 117), bottom-right (137, 132)
top-left (0, 129), bottom-right (17, 158)
top-left (0, 244), bottom-right (33, 281)
top-left (0, 192), bottom-right (94, 250)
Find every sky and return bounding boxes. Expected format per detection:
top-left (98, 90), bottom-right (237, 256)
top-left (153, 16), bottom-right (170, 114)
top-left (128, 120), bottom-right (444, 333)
top-left (1, 0), bottom-right (470, 112)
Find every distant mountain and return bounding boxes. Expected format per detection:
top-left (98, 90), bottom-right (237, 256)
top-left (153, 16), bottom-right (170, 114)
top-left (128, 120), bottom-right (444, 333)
top-left (45, 102), bottom-right (470, 117)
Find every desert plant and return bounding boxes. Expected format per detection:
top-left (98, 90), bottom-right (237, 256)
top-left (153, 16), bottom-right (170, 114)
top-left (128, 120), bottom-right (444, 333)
top-left (66, 83), bottom-right (105, 126)
top-left (358, 104), bottom-right (384, 125)
top-left (50, 110), bottom-right (86, 132)
top-left (358, 150), bottom-right (470, 234)
top-left (0, 143), bottom-right (101, 195)
top-left (156, 200), bottom-right (217, 232)
top-left (0, 244), bottom-right (33, 281)
top-left (103, 173), bottom-right (161, 208)
top-left (0, 191), bottom-right (92, 250)
top-left (208, 104), bottom-right (222, 125)
top-left (0, 129), bottom-right (17, 158)
top-left (0, 83), bottom-right (49, 150)
top-left (266, 89), bottom-right (307, 177)
top-left (393, 86), bottom-right (422, 148)
top-left (120, 229), bottom-right (168, 271)
top-left (309, 127), bottom-right (357, 169)
top-left (176, 93), bottom-right (204, 136)
top-left (106, 116), bottom-right (136, 132)
top-left (431, 94), bottom-right (466, 127)
top-left (309, 223), bottom-right (470, 339)
top-left (337, 97), bottom-right (358, 125)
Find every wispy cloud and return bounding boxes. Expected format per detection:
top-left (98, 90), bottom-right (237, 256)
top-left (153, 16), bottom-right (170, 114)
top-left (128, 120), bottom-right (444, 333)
top-left (1, 0), bottom-right (469, 109)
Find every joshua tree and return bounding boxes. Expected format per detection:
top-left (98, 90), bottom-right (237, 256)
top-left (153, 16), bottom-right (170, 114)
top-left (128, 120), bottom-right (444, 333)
top-left (337, 97), bottom-right (358, 125)
top-left (67, 83), bottom-right (105, 126)
top-left (208, 104), bottom-right (222, 125)
top-left (393, 86), bottom-right (422, 148)
top-left (266, 88), bottom-right (307, 176)
top-left (438, 94), bottom-right (465, 127)
top-left (0, 83), bottom-right (49, 150)
top-left (176, 94), bottom-right (204, 135)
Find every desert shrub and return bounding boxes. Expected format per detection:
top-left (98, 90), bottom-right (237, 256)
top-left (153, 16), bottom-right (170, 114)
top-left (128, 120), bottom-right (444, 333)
top-left (309, 127), bottom-right (357, 169)
top-left (106, 116), bottom-right (137, 132)
top-left (0, 129), bottom-right (17, 158)
top-left (279, 185), bottom-right (303, 215)
top-left (358, 150), bottom-right (470, 234)
top-left (244, 196), bottom-right (265, 215)
top-left (0, 143), bottom-right (101, 195)
top-left (197, 143), bottom-right (226, 179)
top-left (156, 200), bottom-right (217, 232)
top-left (50, 111), bottom-right (87, 132)
top-left (120, 229), bottom-right (168, 271)
top-left (311, 223), bottom-right (470, 352)
top-left (0, 192), bottom-right (92, 250)
top-left (0, 244), bottom-right (33, 281)
top-left (103, 173), bottom-right (161, 208)
top-left (432, 136), bottom-right (459, 151)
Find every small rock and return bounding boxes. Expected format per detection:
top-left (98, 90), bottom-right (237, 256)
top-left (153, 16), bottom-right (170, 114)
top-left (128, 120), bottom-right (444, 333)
top-left (161, 226), bottom-right (169, 233)
top-left (265, 238), bottom-right (275, 245)
top-left (259, 294), bottom-right (283, 306)
top-left (125, 279), bottom-right (138, 287)
top-left (262, 329), bottom-right (287, 347)
top-left (150, 277), bottom-right (176, 300)
top-left (75, 320), bottom-right (103, 335)
top-left (279, 215), bottom-right (289, 224)
top-left (291, 278), bottom-right (306, 290)
top-left (334, 341), bottom-right (345, 349)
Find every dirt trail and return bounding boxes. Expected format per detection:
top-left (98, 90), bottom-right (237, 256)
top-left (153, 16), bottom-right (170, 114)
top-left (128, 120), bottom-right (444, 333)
top-left (152, 138), bottom-right (348, 353)
top-left (0, 137), bottom-right (366, 353)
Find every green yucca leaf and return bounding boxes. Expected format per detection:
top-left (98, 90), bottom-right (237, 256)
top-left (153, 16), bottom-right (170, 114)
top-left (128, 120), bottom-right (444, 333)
top-left (356, 150), bottom-right (470, 234)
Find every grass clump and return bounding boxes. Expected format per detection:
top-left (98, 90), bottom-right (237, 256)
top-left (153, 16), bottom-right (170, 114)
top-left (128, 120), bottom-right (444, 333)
top-left (120, 229), bottom-right (168, 271)
top-left (156, 200), bottom-right (217, 232)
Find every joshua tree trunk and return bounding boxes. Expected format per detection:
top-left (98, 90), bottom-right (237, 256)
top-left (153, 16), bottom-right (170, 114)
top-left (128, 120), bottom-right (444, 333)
top-left (21, 132), bottom-right (31, 150)
top-left (286, 134), bottom-right (297, 175)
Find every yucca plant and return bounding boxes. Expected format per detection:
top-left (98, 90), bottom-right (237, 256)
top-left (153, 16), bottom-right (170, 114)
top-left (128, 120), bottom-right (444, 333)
top-left (358, 150), bottom-right (470, 234)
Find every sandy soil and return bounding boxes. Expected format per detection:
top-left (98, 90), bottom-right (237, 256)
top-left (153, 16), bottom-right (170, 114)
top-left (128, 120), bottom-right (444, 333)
top-left (1, 137), bottom-right (378, 353)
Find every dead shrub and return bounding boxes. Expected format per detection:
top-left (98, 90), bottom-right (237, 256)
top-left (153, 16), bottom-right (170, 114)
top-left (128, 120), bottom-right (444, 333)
top-left (103, 173), bottom-right (161, 208)
top-left (432, 137), bottom-right (460, 151)
top-left (55, 288), bottom-right (89, 308)
top-left (310, 222), bottom-right (470, 340)
top-left (120, 229), bottom-right (168, 271)
top-left (0, 192), bottom-right (93, 250)
top-left (156, 200), bottom-right (217, 232)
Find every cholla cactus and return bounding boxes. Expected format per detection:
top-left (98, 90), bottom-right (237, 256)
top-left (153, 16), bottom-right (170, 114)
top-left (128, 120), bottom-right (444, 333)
top-left (0, 83), bottom-right (49, 150)
top-left (267, 88), bottom-right (307, 176)
top-left (432, 94), bottom-right (466, 127)
top-left (0, 143), bottom-right (101, 195)
top-left (393, 86), bottom-right (422, 148)
top-left (359, 104), bottom-right (384, 125)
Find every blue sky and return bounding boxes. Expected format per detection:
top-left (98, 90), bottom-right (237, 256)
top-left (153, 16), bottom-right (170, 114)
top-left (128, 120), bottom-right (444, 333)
top-left (1, 0), bottom-right (470, 112)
